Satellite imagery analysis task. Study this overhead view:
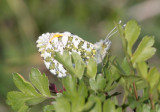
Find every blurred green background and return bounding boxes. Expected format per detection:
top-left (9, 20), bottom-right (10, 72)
top-left (0, 0), bottom-right (160, 111)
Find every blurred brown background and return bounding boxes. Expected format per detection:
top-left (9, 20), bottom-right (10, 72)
top-left (0, 0), bottom-right (160, 111)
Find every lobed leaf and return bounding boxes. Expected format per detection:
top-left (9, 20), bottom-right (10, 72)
top-left (113, 61), bottom-right (126, 76)
top-left (136, 80), bottom-right (148, 90)
top-left (81, 102), bottom-right (95, 112)
top-left (86, 58), bottom-right (97, 78)
top-left (122, 75), bottom-right (142, 84)
top-left (54, 97), bottom-right (71, 112)
top-left (62, 75), bottom-right (77, 98)
top-left (43, 105), bottom-right (55, 112)
top-left (72, 96), bottom-right (85, 112)
top-left (147, 67), bottom-right (160, 91)
top-left (29, 68), bottom-right (51, 96)
top-left (88, 96), bottom-right (101, 112)
top-left (55, 51), bottom-right (86, 79)
top-left (131, 36), bottom-right (156, 67)
top-left (7, 91), bottom-right (47, 112)
top-left (155, 104), bottom-right (160, 112)
top-left (54, 51), bottom-right (75, 76)
top-left (7, 69), bottom-right (52, 112)
top-left (121, 57), bottom-right (130, 76)
top-left (7, 91), bottom-right (29, 112)
top-left (89, 75), bottom-right (106, 92)
top-left (116, 108), bottom-right (122, 112)
top-left (137, 104), bottom-right (151, 112)
top-left (103, 99), bottom-right (115, 112)
top-left (125, 20), bottom-right (141, 56)
top-left (13, 73), bottom-right (39, 96)
top-left (78, 80), bottom-right (88, 98)
top-left (25, 96), bottom-right (47, 105)
top-left (136, 62), bottom-right (148, 79)
top-left (72, 52), bottom-right (85, 79)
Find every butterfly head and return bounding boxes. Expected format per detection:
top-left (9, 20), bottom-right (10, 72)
top-left (94, 39), bottom-right (111, 64)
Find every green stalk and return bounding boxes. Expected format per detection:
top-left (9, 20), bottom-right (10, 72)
top-left (118, 24), bottom-right (139, 101)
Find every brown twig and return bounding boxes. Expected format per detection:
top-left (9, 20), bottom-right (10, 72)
top-left (133, 83), bottom-right (138, 100)
top-left (149, 93), bottom-right (155, 110)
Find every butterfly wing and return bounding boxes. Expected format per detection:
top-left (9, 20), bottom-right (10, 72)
top-left (37, 32), bottom-right (97, 77)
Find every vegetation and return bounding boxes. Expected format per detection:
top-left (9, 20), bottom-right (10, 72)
top-left (7, 20), bottom-right (160, 112)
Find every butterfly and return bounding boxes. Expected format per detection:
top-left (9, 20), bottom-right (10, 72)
top-left (36, 32), bottom-right (111, 77)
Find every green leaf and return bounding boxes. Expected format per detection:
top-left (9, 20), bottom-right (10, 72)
top-left (147, 67), bottom-right (160, 91)
top-left (54, 97), bottom-right (71, 112)
top-left (131, 36), bottom-right (156, 67)
top-left (7, 91), bottom-right (47, 112)
top-left (128, 96), bottom-right (141, 109)
top-left (103, 56), bottom-right (117, 79)
top-left (55, 51), bottom-right (86, 79)
top-left (137, 104), bottom-right (151, 112)
top-left (62, 75), bottom-right (77, 97)
top-left (137, 62), bottom-right (148, 79)
top-left (81, 101), bottom-right (95, 112)
top-left (72, 96), bottom-right (85, 112)
top-left (54, 51), bottom-right (75, 75)
top-left (25, 96), bottom-right (47, 105)
top-left (123, 75), bottom-right (142, 84)
top-left (89, 75), bottom-right (106, 92)
top-left (29, 68), bottom-right (51, 96)
top-left (7, 69), bottom-right (52, 112)
top-left (104, 62), bottom-right (120, 92)
top-left (86, 58), bottom-right (97, 78)
top-left (89, 75), bottom-right (103, 91)
top-left (125, 20), bottom-right (141, 56)
top-left (116, 108), bottom-right (122, 112)
top-left (72, 52), bottom-right (85, 79)
top-left (43, 105), bottom-right (55, 112)
top-left (78, 80), bottom-right (88, 98)
top-left (105, 82), bottom-right (118, 92)
top-left (155, 104), bottom-right (160, 112)
top-left (88, 96), bottom-right (102, 112)
top-left (113, 61), bottom-right (126, 76)
top-left (121, 57), bottom-right (130, 76)
top-left (158, 82), bottom-right (160, 93)
top-left (103, 99), bottom-right (115, 112)
top-left (96, 75), bottom-right (106, 90)
top-left (7, 91), bottom-right (29, 112)
top-left (136, 80), bottom-right (148, 90)
top-left (97, 93), bottom-right (106, 102)
top-left (13, 73), bottom-right (39, 96)
top-left (18, 105), bottom-right (29, 112)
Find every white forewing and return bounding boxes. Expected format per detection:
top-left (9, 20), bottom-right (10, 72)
top-left (36, 32), bottom-right (111, 77)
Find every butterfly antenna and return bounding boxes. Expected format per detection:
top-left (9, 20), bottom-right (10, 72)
top-left (105, 20), bottom-right (122, 41)
top-left (106, 27), bottom-right (117, 39)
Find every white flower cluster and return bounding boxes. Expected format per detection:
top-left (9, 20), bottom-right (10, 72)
top-left (36, 32), bottom-right (111, 77)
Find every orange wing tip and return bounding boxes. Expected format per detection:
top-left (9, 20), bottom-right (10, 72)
top-left (49, 34), bottom-right (63, 42)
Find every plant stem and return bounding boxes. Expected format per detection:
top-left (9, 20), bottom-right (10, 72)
top-left (149, 93), bottom-right (154, 110)
top-left (122, 95), bottom-right (127, 104)
top-left (119, 25), bottom-right (139, 101)
top-left (126, 56), bottom-right (139, 101)
top-left (133, 83), bottom-right (138, 100)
